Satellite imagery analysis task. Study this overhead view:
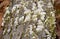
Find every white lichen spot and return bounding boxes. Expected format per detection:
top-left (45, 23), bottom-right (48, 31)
top-left (37, 20), bottom-right (43, 25)
top-left (32, 15), bottom-right (37, 21)
top-left (16, 10), bottom-right (20, 14)
top-left (7, 28), bottom-right (11, 33)
top-left (32, 36), bottom-right (35, 39)
top-left (24, 14), bottom-right (31, 22)
top-left (36, 25), bottom-right (44, 31)
top-left (12, 6), bottom-right (16, 13)
top-left (29, 25), bottom-right (33, 34)
top-left (32, 3), bottom-right (36, 10)
top-left (24, 9), bottom-right (31, 15)
top-left (5, 10), bottom-right (10, 14)
top-left (41, 15), bottom-right (45, 20)
top-left (19, 16), bottom-right (24, 22)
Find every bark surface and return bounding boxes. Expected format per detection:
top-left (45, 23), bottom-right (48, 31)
top-left (0, 0), bottom-right (10, 39)
top-left (54, 0), bottom-right (60, 39)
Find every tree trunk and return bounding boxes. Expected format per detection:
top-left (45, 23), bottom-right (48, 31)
top-left (0, 0), bottom-right (10, 39)
top-left (54, 0), bottom-right (60, 39)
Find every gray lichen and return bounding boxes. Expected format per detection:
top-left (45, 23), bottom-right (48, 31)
top-left (2, 0), bottom-right (56, 39)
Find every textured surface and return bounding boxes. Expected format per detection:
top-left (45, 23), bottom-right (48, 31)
top-left (54, 0), bottom-right (60, 39)
top-left (2, 0), bottom-right (56, 39)
top-left (0, 0), bottom-right (10, 39)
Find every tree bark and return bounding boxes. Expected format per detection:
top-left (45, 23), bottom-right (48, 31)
top-left (54, 0), bottom-right (60, 39)
top-left (0, 0), bottom-right (10, 39)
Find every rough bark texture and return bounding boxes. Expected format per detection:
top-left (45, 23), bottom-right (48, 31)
top-left (3, 0), bottom-right (55, 39)
top-left (0, 0), bottom-right (10, 39)
top-left (54, 0), bottom-right (60, 39)
top-left (0, 0), bottom-right (56, 39)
